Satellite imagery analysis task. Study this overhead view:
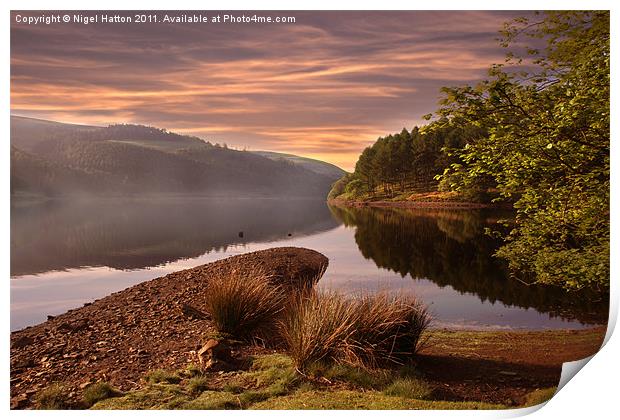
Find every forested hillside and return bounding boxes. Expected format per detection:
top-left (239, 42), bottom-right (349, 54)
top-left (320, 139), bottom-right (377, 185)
top-left (328, 124), bottom-right (487, 201)
top-left (10, 116), bottom-right (343, 198)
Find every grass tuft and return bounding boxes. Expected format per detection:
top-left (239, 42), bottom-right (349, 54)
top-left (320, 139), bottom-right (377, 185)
top-left (145, 369), bottom-right (181, 384)
top-left (187, 376), bottom-right (211, 393)
top-left (383, 377), bottom-right (433, 400)
top-left (83, 382), bottom-right (123, 407)
top-left (280, 291), bottom-right (432, 371)
top-left (523, 387), bottom-right (556, 407)
top-left (204, 268), bottom-right (286, 338)
top-left (35, 383), bottom-right (70, 409)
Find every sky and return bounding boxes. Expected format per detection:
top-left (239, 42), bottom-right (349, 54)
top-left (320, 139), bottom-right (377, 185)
top-left (11, 10), bottom-right (525, 170)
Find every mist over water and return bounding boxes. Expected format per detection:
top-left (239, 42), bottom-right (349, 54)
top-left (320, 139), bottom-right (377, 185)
top-left (10, 198), bottom-right (607, 331)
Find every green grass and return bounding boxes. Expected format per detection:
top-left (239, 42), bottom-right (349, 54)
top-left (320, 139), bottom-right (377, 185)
top-left (522, 388), bottom-right (556, 407)
top-left (320, 364), bottom-right (391, 389)
top-left (92, 384), bottom-right (190, 409)
top-left (187, 376), bottom-right (211, 394)
top-left (35, 383), bottom-right (70, 409)
top-left (145, 369), bottom-right (181, 384)
top-left (83, 382), bottom-right (123, 407)
top-left (89, 353), bottom-right (515, 410)
top-left (383, 378), bottom-right (433, 400)
top-left (251, 389), bottom-right (506, 410)
top-left (91, 354), bottom-right (300, 410)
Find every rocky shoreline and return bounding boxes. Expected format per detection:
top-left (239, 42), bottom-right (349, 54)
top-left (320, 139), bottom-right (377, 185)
top-left (10, 247), bottom-right (329, 409)
top-left (327, 198), bottom-right (511, 210)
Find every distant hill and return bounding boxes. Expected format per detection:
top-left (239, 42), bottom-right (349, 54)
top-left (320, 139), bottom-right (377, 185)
top-left (10, 116), bottom-right (344, 198)
top-left (252, 151), bottom-right (346, 179)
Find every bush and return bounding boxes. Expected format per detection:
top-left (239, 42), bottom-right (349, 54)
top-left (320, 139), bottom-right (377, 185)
top-left (281, 292), bottom-right (431, 371)
top-left (35, 383), bottom-right (69, 409)
top-left (204, 268), bottom-right (286, 338)
top-left (83, 382), bottom-right (123, 407)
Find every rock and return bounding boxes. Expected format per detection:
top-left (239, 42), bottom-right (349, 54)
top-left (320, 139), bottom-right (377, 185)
top-left (499, 371), bottom-right (518, 376)
top-left (12, 357), bottom-right (35, 369)
top-left (11, 336), bottom-right (34, 349)
top-left (197, 339), bottom-right (232, 370)
top-left (180, 304), bottom-right (208, 320)
top-left (79, 381), bottom-right (92, 390)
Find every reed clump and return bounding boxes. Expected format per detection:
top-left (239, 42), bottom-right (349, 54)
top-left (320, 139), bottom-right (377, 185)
top-left (204, 268), bottom-right (286, 338)
top-left (280, 291), bottom-right (432, 371)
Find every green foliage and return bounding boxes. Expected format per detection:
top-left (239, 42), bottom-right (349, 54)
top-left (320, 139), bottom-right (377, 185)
top-left (83, 382), bottom-right (123, 407)
top-left (145, 369), bottom-right (181, 384)
top-left (429, 11), bottom-right (609, 291)
top-left (332, 124), bottom-right (486, 200)
top-left (204, 268), bottom-right (286, 338)
top-left (35, 383), bottom-right (70, 409)
top-left (327, 173), bottom-right (354, 199)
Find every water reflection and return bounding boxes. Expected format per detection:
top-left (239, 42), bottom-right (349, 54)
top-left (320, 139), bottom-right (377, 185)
top-left (328, 204), bottom-right (607, 325)
top-left (11, 197), bottom-right (339, 277)
top-left (11, 198), bottom-right (607, 331)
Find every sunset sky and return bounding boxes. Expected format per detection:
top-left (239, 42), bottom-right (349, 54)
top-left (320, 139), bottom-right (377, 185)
top-left (11, 11), bottom-right (525, 170)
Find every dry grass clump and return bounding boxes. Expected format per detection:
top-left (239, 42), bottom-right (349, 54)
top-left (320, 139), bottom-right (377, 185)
top-left (204, 268), bottom-right (286, 338)
top-left (35, 383), bottom-right (70, 409)
top-left (281, 291), bottom-right (432, 371)
top-left (83, 382), bottom-right (123, 407)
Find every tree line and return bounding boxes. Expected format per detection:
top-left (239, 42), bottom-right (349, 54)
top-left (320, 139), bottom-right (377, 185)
top-left (331, 11), bottom-right (609, 292)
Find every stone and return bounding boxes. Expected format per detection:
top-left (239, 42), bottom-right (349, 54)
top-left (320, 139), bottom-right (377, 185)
top-left (180, 304), bottom-right (208, 320)
top-left (79, 381), bottom-right (92, 390)
top-left (197, 339), bottom-right (232, 370)
top-left (499, 371), bottom-right (518, 376)
top-left (11, 336), bottom-right (34, 349)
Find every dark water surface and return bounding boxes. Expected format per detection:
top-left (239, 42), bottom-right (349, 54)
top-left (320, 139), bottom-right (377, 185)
top-left (10, 198), bottom-right (607, 331)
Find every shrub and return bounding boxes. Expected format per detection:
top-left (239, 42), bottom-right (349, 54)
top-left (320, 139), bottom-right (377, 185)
top-left (145, 369), bottom-right (181, 384)
top-left (35, 383), bottom-right (69, 409)
top-left (83, 382), bottom-right (123, 407)
top-left (204, 268), bottom-right (286, 338)
top-left (281, 292), bottom-right (431, 371)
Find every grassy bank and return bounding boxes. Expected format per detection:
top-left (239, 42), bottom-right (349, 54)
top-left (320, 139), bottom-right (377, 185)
top-left (85, 353), bottom-right (517, 410)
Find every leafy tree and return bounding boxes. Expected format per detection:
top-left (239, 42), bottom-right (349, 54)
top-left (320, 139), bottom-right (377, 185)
top-left (428, 11), bottom-right (609, 291)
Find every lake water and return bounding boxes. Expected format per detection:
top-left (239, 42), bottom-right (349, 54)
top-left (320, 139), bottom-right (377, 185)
top-left (10, 198), bottom-right (606, 331)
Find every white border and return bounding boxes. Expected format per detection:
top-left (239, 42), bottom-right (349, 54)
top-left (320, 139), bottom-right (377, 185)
top-left (2, 1), bottom-right (617, 420)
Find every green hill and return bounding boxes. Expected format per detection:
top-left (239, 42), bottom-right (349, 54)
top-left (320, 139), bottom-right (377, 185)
top-left (10, 116), bottom-right (344, 198)
top-left (252, 151), bottom-right (346, 179)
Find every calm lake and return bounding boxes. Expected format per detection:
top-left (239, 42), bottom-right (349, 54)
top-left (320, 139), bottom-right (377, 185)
top-left (10, 198), bottom-right (606, 331)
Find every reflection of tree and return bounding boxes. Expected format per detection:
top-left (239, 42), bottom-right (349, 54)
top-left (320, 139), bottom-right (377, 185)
top-left (329, 205), bottom-right (607, 325)
top-left (11, 198), bottom-right (339, 276)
